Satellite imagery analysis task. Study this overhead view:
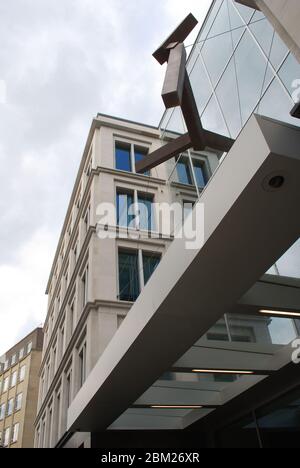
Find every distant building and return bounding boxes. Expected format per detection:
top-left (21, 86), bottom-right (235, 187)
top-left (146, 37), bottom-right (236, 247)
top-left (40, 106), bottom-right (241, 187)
top-left (0, 328), bottom-right (43, 448)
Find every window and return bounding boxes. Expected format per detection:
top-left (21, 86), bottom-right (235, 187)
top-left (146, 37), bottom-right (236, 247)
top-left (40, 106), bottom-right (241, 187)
top-left (19, 348), bottom-right (24, 360)
top-left (83, 206), bottom-right (90, 234)
top-left (0, 403), bottom-right (5, 420)
top-left (11, 371), bottom-right (17, 388)
top-left (118, 250), bottom-right (161, 301)
top-left (15, 393), bottom-right (22, 411)
top-left (115, 142), bottom-right (132, 172)
top-left (12, 423), bottom-right (19, 443)
top-left (115, 141), bottom-right (150, 175)
top-left (78, 343), bottom-right (87, 388)
top-left (11, 354), bottom-right (16, 366)
top-left (137, 194), bottom-right (154, 231)
top-left (116, 190), bottom-right (134, 228)
top-left (19, 365), bottom-right (26, 382)
top-left (177, 157), bottom-right (193, 185)
top-left (143, 252), bottom-right (161, 285)
top-left (7, 398), bottom-right (14, 416)
top-left (4, 360), bottom-right (8, 371)
top-left (177, 155), bottom-right (209, 188)
top-left (27, 341), bottom-right (32, 354)
top-left (3, 428), bottom-right (10, 447)
top-left (134, 146), bottom-right (150, 176)
top-left (3, 377), bottom-right (9, 392)
top-left (193, 159), bottom-right (208, 188)
top-left (66, 370), bottom-right (72, 408)
top-left (82, 267), bottom-right (89, 308)
top-left (118, 251), bottom-right (140, 302)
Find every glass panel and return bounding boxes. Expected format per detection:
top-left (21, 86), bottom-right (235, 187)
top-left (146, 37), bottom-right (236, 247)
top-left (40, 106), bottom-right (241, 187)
top-left (160, 107), bottom-right (185, 135)
top-left (119, 251), bottom-right (140, 302)
top-left (117, 192), bottom-right (134, 228)
top-left (198, 0), bottom-right (223, 43)
top-left (250, 19), bottom-right (288, 71)
top-left (234, 30), bottom-right (275, 125)
top-left (249, 10), bottom-right (265, 23)
top-left (177, 157), bottom-right (193, 185)
top-left (201, 31), bottom-right (234, 86)
top-left (202, 95), bottom-right (230, 136)
top-left (227, 314), bottom-right (298, 345)
top-left (143, 253), bottom-right (161, 285)
top-left (233, 1), bottom-right (255, 24)
top-left (207, 0), bottom-right (232, 38)
top-left (115, 143), bottom-right (132, 172)
top-left (215, 58), bottom-right (243, 138)
top-left (193, 160), bottom-right (208, 188)
top-left (135, 147), bottom-right (150, 176)
top-left (138, 195), bottom-right (154, 231)
top-left (189, 51), bottom-right (214, 116)
top-left (278, 53), bottom-right (300, 99)
top-left (257, 76), bottom-right (299, 127)
top-left (273, 238), bottom-right (300, 279)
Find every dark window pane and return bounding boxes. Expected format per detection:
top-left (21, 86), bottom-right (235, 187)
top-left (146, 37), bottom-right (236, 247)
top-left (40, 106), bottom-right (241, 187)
top-left (177, 158), bottom-right (193, 185)
top-left (117, 192), bottom-right (134, 227)
top-left (135, 147), bottom-right (150, 176)
top-left (138, 195), bottom-right (154, 231)
top-left (143, 253), bottom-right (161, 285)
top-left (116, 144), bottom-right (132, 172)
top-left (119, 251), bottom-right (139, 301)
top-left (193, 160), bottom-right (208, 188)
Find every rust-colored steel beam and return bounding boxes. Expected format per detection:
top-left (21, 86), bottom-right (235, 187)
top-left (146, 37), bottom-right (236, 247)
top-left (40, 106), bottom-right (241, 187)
top-left (204, 130), bottom-right (235, 153)
top-left (135, 133), bottom-right (192, 173)
top-left (153, 13), bottom-right (198, 65)
top-left (181, 71), bottom-right (206, 150)
top-left (162, 43), bottom-right (187, 109)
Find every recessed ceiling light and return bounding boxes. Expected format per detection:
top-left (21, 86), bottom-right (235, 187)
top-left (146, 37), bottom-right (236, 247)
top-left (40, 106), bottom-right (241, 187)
top-left (151, 405), bottom-right (202, 409)
top-left (260, 309), bottom-right (300, 318)
top-left (192, 369), bottom-right (254, 375)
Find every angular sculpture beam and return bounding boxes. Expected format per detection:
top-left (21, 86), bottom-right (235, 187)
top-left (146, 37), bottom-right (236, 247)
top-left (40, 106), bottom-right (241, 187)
top-left (162, 43), bottom-right (187, 109)
top-left (136, 13), bottom-right (236, 175)
top-left (153, 13), bottom-right (198, 65)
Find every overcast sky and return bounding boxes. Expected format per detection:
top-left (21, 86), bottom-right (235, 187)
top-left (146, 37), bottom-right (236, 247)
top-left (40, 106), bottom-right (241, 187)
top-left (0, 0), bottom-right (213, 355)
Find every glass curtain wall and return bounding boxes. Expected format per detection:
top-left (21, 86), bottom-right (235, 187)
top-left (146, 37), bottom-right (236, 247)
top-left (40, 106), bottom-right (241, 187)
top-left (159, 0), bottom-right (300, 279)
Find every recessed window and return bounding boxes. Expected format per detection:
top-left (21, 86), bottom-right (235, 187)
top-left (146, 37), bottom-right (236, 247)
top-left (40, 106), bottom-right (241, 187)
top-left (118, 250), bottom-right (161, 301)
top-left (116, 190), bottom-right (134, 228)
top-left (143, 252), bottom-right (161, 285)
top-left (138, 194), bottom-right (154, 231)
top-left (19, 348), bottom-right (24, 360)
top-left (19, 365), bottom-right (26, 382)
top-left (134, 146), bottom-right (150, 176)
top-left (3, 377), bottom-right (9, 392)
top-left (118, 251), bottom-right (140, 302)
top-left (0, 403), bottom-right (6, 420)
top-left (27, 341), bottom-right (32, 354)
top-left (15, 393), bottom-right (22, 411)
top-left (11, 354), bottom-right (17, 366)
top-left (193, 160), bottom-right (208, 188)
top-left (177, 157), bottom-right (193, 185)
top-left (12, 423), bottom-right (19, 443)
top-left (177, 155), bottom-right (209, 188)
top-left (78, 343), bottom-right (87, 388)
top-left (11, 371), bottom-right (17, 388)
top-left (7, 398), bottom-right (14, 416)
top-left (115, 142), bottom-right (132, 172)
top-left (3, 427), bottom-right (10, 447)
top-left (115, 141), bottom-right (150, 175)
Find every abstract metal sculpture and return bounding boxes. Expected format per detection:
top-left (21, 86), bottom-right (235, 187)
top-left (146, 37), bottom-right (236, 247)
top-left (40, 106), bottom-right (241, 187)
top-left (136, 13), bottom-right (235, 174)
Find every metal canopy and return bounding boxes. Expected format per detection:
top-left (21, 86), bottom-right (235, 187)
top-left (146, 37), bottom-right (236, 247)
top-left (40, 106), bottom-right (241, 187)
top-left (67, 115), bottom-right (300, 433)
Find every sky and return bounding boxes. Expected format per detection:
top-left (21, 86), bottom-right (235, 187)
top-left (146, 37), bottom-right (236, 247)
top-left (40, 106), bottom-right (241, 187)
top-left (0, 0), bottom-right (213, 355)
